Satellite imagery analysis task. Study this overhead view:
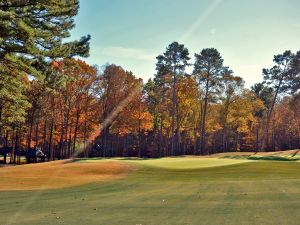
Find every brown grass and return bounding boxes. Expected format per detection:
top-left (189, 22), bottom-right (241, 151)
top-left (0, 160), bottom-right (136, 191)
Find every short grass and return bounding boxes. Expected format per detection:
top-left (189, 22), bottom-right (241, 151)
top-left (83, 157), bottom-right (249, 169)
top-left (1, 155), bottom-right (300, 225)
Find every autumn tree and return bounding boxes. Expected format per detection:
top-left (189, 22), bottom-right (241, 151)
top-left (175, 76), bottom-right (200, 155)
top-left (144, 79), bottom-right (166, 156)
top-left (270, 96), bottom-right (300, 150)
top-left (226, 91), bottom-right (264, 151)
top-left (219, 68), bottom-right (244, 151)
top-left (95, 65), bottom-right (152, 157)
top-left (51, 59), bottom-right (99, 158)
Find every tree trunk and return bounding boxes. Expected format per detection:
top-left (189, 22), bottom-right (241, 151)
top-left (35, 122), bottom-right (39, 147)
top-left (27, 110), bottom-right (35, 149)
top-left (68, 126), bottom-right (72, 158)
top-left (49, 118), bottom-right (54, 161)
top-left (260, 78), bottom-right (282, 151)
top-left (255, 124), bottom-right (260, 152)
top-left (43, 119), bottom-right (47, 153)
top-left (159, 116), bottom-right (163, 157)
top-left (138, 108), bottom-right (142, 158)
top-left (83, 114), bottom-right (88, 158)
top-left (58, 121), bottom-right (64, 160)
top-left (271, 112), bottom-right (276, 151)
top-left (64, 100), bottom-right (71, 159)
top-left (176, 97), bottom-right (180, 155)
top-left (72, 108), bottom-right (80, 155)
top-left (223, 128), bottom-right (228, 153)
top-left (10, 127), bottom-right (15, 164)
top-left (193, 127), bottom-right (197, 155)
top-left (200, 80), bottom-right (209, 155)
top-left (0, 104), bottom-right (2, 145)
top-left (49, 95), bottom-right (55, 161)
top-left (14, 129), bottom-right (20, 164)
top-left (3, 130), bottom-right (8, 164)
top-left (170, 72), bottom-right (176, 156)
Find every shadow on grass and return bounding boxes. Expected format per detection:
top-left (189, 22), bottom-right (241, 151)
top-left (291, 150), bottom-right (300, 157)
top-left (73, 153), bottom-right (300, 163)
top-left (247, 155), bottom-right (300, 161)
top-left (221, 154), bottom-right (300, 161)
top-left (220, 155), bottom-right (251, 160)
top-left (74, 157), bottom-right (161, 162)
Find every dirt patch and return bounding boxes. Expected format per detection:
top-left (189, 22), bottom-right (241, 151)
top-left (0, 160), bottom-right (136, 191)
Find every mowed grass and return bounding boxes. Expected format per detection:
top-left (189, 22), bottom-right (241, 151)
top-left (1, 156), bottom-right (300, 225)
top-left (83, 157), bottom-right (249, 169)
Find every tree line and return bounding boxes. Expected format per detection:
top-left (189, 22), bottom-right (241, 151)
top-left (0, 1), bottom-right (299, 162)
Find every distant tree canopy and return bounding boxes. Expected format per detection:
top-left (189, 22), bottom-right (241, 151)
top-left (0, 10), bottom-right (300, 165)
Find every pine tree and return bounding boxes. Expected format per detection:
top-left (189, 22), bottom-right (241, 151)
top-left (0, 0), bottom-right (90, 77)
top-left (193, 48), bottom-right (223, 154)
top-left (260, 50), bottom-right (298, 151)
top-left (155, 42), bottom-right (190, 155)
top-left (251, 82), bottom-right (274, 151)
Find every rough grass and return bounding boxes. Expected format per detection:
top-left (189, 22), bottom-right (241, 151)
top-left (1, 153), bottom-right (300, 225)
top-left (0, 160), bottom-right (135, 191)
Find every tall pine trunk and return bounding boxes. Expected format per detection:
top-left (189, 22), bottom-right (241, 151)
top-left (35, 123), bottom-right (39, 147)
top-left (27, 110), bottom-right (35, 149)
top-left (49, 119), bottom-right (54, 161)
top-left (260, 77), bottom-right (282, 151)
top-left (170, 72), bottom-right (176, 156)
top-left (43, 119), bottom-right (47, 153)
top-left (200, 80), bottom-right (209, 155)
top-left (72, 108), bottom-right (80, 155)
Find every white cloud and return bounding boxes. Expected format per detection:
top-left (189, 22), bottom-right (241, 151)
top-left (101, 46), bottom-right (157, 61)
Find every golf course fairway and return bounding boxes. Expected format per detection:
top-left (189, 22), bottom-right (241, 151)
top-left (1, 156), bottom-right (300, 225)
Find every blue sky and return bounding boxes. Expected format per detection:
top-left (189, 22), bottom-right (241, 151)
top-left (70, 0), bottom-right (300, 87)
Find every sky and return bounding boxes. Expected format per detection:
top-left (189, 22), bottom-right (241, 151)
top-left (70, 0), bottom-right (300, 87)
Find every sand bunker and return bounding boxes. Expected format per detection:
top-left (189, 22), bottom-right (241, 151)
top-left (0, 160), bottom-right (136, 191)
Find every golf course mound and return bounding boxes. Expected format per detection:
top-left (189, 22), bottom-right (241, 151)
top-left (130, 157), bottom-right (249, 169)
top-left (0, 160), bottom-right (136, 191)
top-left (82, 157), bottom-right (250, 170)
